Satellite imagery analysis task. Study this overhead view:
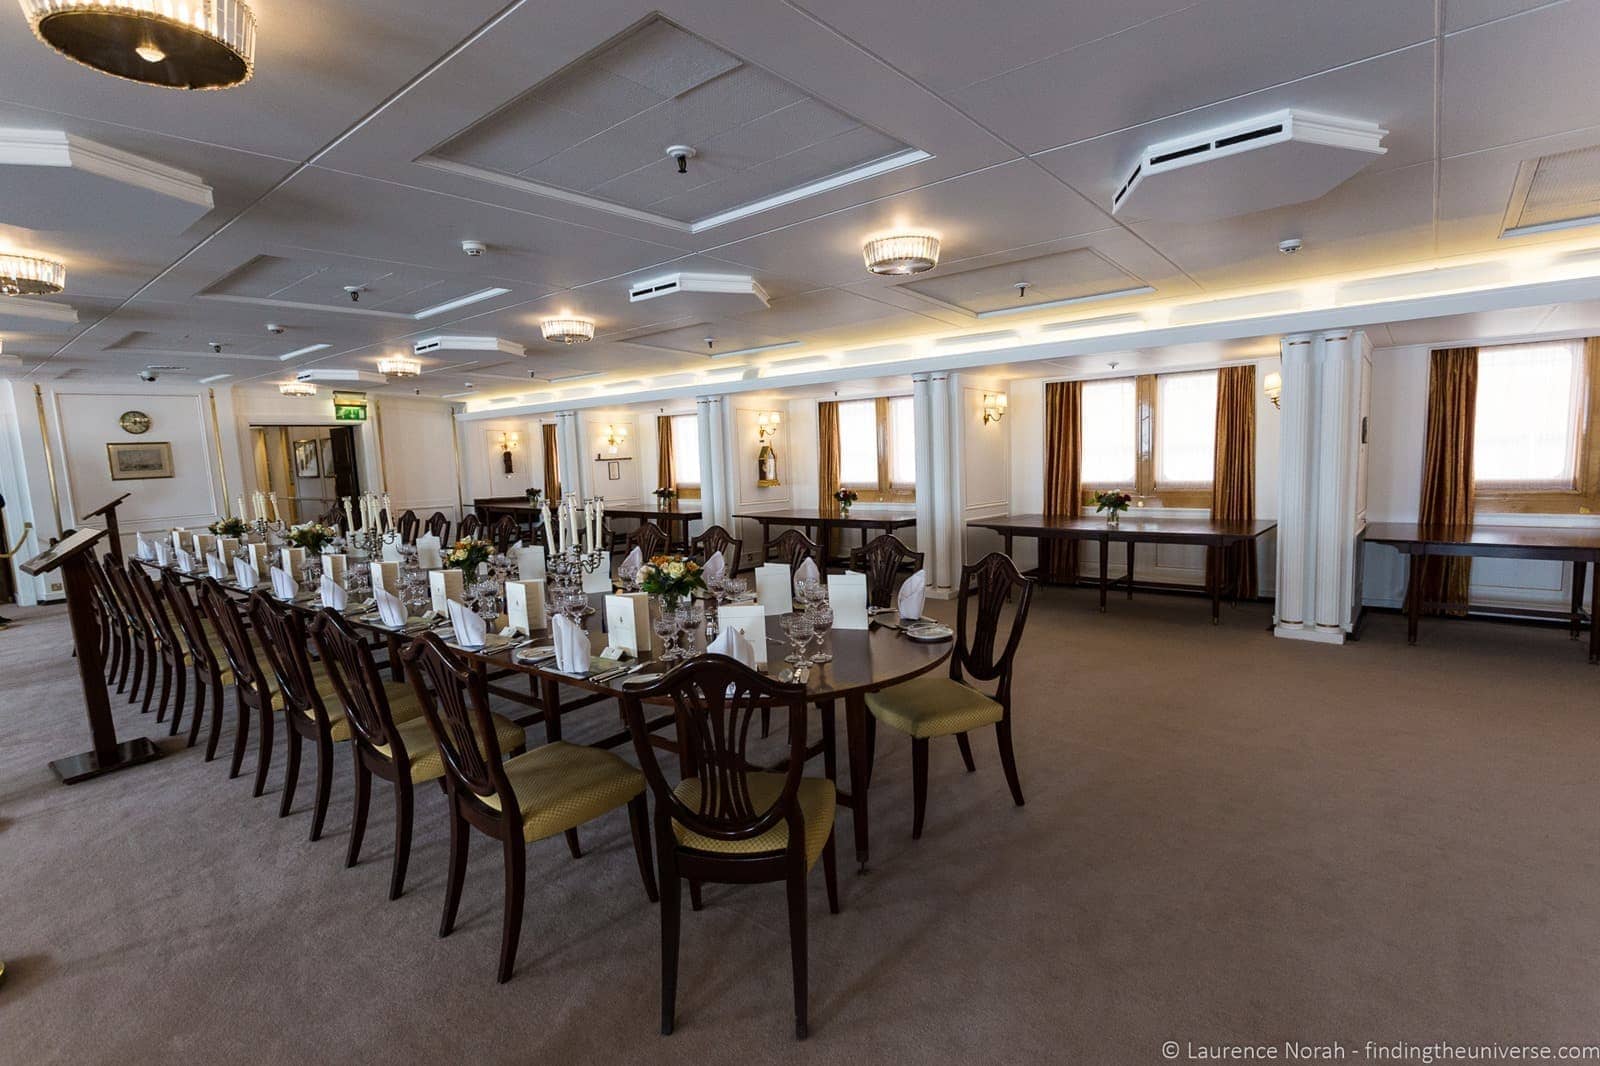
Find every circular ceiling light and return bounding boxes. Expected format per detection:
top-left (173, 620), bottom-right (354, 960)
top-left (862, 233), bottom-right (940, 276)
top-left (278, 381), bottom-right (316, 397)
top-left (0, 253), bottom-right (65, 296)
top-left (541, 316), bottom-right (595, 344)
top-left (20, 0), bottom-right (257, 91)
top-left (378, 354), bottom-right (420, 378)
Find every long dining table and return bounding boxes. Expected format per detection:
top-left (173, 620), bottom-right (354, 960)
top-left (142, 558), bottom-right (952, 871)
top-left (733, 508), bottom-right (917, 564)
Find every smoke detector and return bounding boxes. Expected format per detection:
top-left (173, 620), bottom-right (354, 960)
top-left (1278, 238), bottom-right (1303, 255)
top-left (461, 240), bottom-right (486, 257)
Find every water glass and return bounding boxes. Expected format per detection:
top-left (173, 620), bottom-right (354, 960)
top-left (782, 613), bottom-right (814, 664)
top-left (805, 601), bottom-right (834, 663)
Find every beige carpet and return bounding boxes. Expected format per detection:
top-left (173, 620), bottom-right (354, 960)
top-left (4, 592), bottom-right (1599, 1064)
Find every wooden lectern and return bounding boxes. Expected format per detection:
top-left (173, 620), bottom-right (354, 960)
top-left (19, 527), bottom-right (161, 783)
top-left (79, 492), bottom-right (132, 563)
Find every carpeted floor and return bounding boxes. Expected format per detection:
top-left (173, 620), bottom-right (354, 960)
top-left (3, 591), bottom-right (1598, 1064)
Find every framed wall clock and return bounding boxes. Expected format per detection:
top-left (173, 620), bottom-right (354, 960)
top-left (118, 410), bottom-right (152, 435)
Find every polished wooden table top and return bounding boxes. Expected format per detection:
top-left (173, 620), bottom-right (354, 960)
top-left (1364, 522), bottom-right (1600, 551)
top-left (734, 509), bottom-right (916, 528)
top-left (969, 513), bottom-right (1276, 540)
top-left (605, 504), bottom-right (702, 521)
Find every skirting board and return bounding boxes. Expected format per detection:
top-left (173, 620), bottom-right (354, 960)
top-left (1274, 623), bottom-right (1347, 645)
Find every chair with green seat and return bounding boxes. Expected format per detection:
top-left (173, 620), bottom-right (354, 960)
top-left (402, 632), bottom-right (657, 983)
top-left (126, 562), bottom-right (189, 737)
top-left (621, 655), bottom-right (840, 1040)
top-left (864, 552), bottom-right (1035, 839)
top-left (164, 576), bottom-right (233, 760)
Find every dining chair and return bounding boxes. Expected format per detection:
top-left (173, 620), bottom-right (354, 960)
top-left (396, 509), bottom-right (421, 544)
top-left (87, 555), bottom-right (128, 691)
top-left (104, 560), bottom-right (154, 712)
top-left (165, 576), bottom-right (233, 758)
top-left (310, 612), bottom-right (522, 898)
top-left (316, 503), bottom-right (343, 529)
top-left (769, 528), bottom-right (824, 578)
top-left (402, 633), bottom-right (657, 982)
top-left (863, 552), bottom-right (1034, 840)
top-left (458, 513), bottom-right (483, 540)
top-left (126, 563), bottom-right (191, 736)
top-left (200, 577), bottom-right (275, 782)
top-left (490, 513), bottom-right (520, 554)
top-left (689, 525), bottom-right (743, 575)
top-left (425, 511), bottom-right (451, 542)
top-left (621, 655), bottom-right (839, 1040)
top-left (849, 534), bottom-right (925, 609)
top-left (617, 521), bottom-right (667, 561)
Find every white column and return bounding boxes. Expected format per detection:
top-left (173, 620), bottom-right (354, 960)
top-left (1313, 331), bottom-right (1359, 633)
top-left (912, 372), bottom-right (935, 569)
top-left (556, 410), bottom-right (583, 499)
top-left (929, 371), bottom-right (956, 593)
top-left (695, 397), bottom-right (719, 527)
top-left (1276, 335), bottom-right (1313, 630)
top-left (706, 395), bottom-right (732, 529)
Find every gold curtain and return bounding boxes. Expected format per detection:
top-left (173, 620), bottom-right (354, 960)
top-left (656, 415), bottom-right (675, 492)
top-left (1042, 381), bottom-right (1082, 582)
top-left (1207, 364), bottom-right (1258, 599)
top-left (541, 423), bottom-right (561, 502)
top-left (817, 400), bottom-right (842, 556)
top-left (1419, 346), bottom-right (1478, 614)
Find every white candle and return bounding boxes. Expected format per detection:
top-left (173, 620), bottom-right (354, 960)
top-left (596, 498), bottom-right (604, 551)
top-left (342, 497), bottom-right (354, 533)
top-left (267, 491), bottom-right (278, 521)
top-left (541, 502), bottom-right (554, 554)
top-left (236, 495), bottom-right (245, 519)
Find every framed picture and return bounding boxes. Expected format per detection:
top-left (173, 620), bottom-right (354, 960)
top-left (107, 442), bottom-right (174, 481)
top-left (293, 438), bottom-right (321, 478)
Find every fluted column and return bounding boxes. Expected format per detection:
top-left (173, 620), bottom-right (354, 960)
top-left (695, 397), bottom-right (718, 526)
top-left (929, 371), bottom-right (956, 593)
top-left (913, 372), bottom-right (936, 578)
top-left (555, 410), bottom-right (583, 499)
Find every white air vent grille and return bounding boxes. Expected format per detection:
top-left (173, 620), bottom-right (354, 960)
top-left (627, 271), bottom-right (769, 307)
top-left (1501, 145), bottom-right (1600, 238)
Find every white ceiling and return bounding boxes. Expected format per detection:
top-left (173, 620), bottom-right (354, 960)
top-left (1, 0), bottom-right (1597, 399)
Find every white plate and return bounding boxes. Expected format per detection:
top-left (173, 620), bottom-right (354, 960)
top-left (620, 673), bottom-right (663, 689)
top-left (903, 622), bottom-right (954, 643)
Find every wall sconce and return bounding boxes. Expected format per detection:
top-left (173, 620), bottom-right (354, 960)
top-left (1263, 371), bottom-right (1282, 409)
top-left (601, 423), bottom-right (628, 455)
top-left (982, 392), bottom-right (1008, 425)
top-left (495, 430), bottom-right (520, 477)
top-left (756, 410), bottom-right (782, 443)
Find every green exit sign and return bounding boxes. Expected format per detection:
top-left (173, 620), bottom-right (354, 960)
top-left (331, 390), bottom-right (368, 421)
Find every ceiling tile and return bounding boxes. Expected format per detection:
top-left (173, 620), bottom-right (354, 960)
top-left (900, 248), bottom-right (1144, 314)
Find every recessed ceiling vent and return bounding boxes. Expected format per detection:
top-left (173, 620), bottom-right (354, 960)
top-left (295, 368), bottom-right (386, 385)
top-left (1112, 109), bottom-right (1386, 222)
top-left (627, 271), bottom-right (769, 307)
top-left (1501, 144), bottom-right (1600, 238)
top-left (412, 335), bottom-right (525, 357)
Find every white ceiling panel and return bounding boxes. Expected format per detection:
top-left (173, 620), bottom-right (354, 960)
top-left (1442, 0), bottom-right (1568, 33)
top-left (1379, 305), bottom-right (1560, 346)
top-left (1436, 127), bottom-right (1600, 257)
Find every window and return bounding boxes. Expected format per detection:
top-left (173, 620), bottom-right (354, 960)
top-left (1079, 370), bottom-right (1217, 506)
top-left (670, 413), bottom-right (701, 498)
top-left (1473, 339), bottom-right (1598, 513)
top-left (832, 395), bottom-right (915, 501)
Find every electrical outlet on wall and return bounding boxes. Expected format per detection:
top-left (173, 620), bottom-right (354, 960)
top-left (47, 578), bottom-right (64, 594)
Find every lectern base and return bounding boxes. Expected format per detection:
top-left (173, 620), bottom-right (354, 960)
top-left (49, 738), bottom-right (162, 784)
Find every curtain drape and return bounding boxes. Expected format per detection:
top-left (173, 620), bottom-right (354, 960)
top-left (1207, 364), bottom-right (1258, 599)
top-left (656, 414), bottom-right (675, 492)
top-left (1418, 346), bottom-right (1478, 614)
top-left (818, 400), bottom-right (842, 556)
top-left (1042, 381), bottom-right (1083, 582)
top-left (541, 423), bottom-right (561, 502)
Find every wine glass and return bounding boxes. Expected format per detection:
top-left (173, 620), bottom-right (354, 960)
top-left (782, 612), bottom-right (814, 664)
top-left (674, 604), bottom-right (701, 659)
top-left (653, 610), bottom-right (681, 662)
top-left (806, 601), bottom-right (834, 663)
top-left (726, 577), bottom-right (749, 602)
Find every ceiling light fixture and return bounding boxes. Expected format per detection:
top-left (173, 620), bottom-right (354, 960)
top-left (377, 354), bottom-right (420, 378)
top-left (278, 381), bottom-right (316, 397)
top-left (413, 286), bottom-right (509, 319)
top-left (541, 316), bottom-right (595, 344)
top-left (277, 342), bottom-right (331, 361)
top-left (863, 233), bottom-right (941, 276)
top-left (0, 253), bottom-right (65, 296)
top-left (20, 0), bottom-right (257, 90)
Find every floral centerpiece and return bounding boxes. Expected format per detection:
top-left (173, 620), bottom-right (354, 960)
top-left (523, 487), bottom-right (543, 506)
top-left (652, 486), bottom-right (678, 509)
top-left (285, 521), bottom-right (336, 554)
top-left (637, 554), bottom-right (705, 611)
top-left (1093, 490), bottom-right (1133, 525)
top-left (446, 537), bottom-right (493, 580)
top-left (833, 487), bottom-right (859, 515)
top-left (209, 515), bottom-right (249, 538)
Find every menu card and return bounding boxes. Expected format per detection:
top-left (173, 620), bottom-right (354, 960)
top-left (754, 563), bottom-right (793, 615)
top-left (505, 579), bottom-right (546, 636)
top-left (604, 592), bottom-right (650, 655)
top-left (171, 528), bottom-right (190, 554)
top-left (717, 605), bottom-right (768, 665)
top-left (381, 538), bottom-right (403, 563)
top-left (322, 552), bottom-right (347, 584)
top-left (516, 544), bottom-right (546, 580)
top-left (217, 536), bottom-right (239, 561)
top-left (827, 571), bottom-right (870, 630)
top-left (245, 541), bottom-right (270, 574)
top-left (193, 532), bottom-right (216, 558)
top-left (582, 560), bottom-right (613, 594)
top-left (369, 560), bottom-right (399, 595)
top-left (429, 568), bottom-right (464, 615)
top-left (281, 546), bottom-right (306, 573)
top-left (416, 533), bottom-right (443, 570)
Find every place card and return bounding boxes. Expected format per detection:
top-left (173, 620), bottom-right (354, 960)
top-left (416, 533), bottom-right (443, 570)
top-left (604, 592), bottom-right (650, 655)
top-left (281, 546), bottom-right (306, 573)
top-left (827, 571), bottom-right (870, 630)
top-left (369, 560), bottom-right (399, 595)
top-left (516, 544), bottom-right (546, 580)
top-left (429, 568), bottom-right (464, 614)
top-left (193, 532), bottom-right (216, 558)
top-left (717, 605), bottom-right (768, 665)
top-left (754, 563), bottom-right (793, 615)
top-left (321, 552), bottom-right (347, 583)
top-left (216, 536), bottom-right (239, 561)
top-left (245, 541), bottom-right (270, 573)
top-left (505, 579), bottom-right (546, 636)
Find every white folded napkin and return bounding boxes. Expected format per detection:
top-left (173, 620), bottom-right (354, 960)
top-left (618, 546), bottom-right (644, 579)
top-left (207, 553), bottom-right (227, 581)
top-left (373, 586), bottom-right (407, 628)
top-left (898, 568), bottom-right (927, 622)
top-left (154, 541), bottom-right (171, 567)
top-left (702, 550), bottom-right (726, 583)
top-left (270, 565), bottom-right (299, 601)
top-left (233, 557), bottom-right (258, 588)
top-left (552, 613), bottom-right (590, 673)
top-left (447, 599), bottom-right (487, 647)
top-left (707, 623), bottom-right (755, 669)
top-left (175, 548), bottom-right (194, 574)
top-left (135, 533), bottom-right (154, 561)
top-left (795, 556), bottom-right (820, 588)
top-left (319, 575), bottom-right (347, 611)
top-left (416, 533), bottom-right (443, 570)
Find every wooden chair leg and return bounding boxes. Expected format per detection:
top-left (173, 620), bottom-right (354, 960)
top-left (786, 865), bottom-right (810, 1040)
top-left (308, 734), bottom-right (333, 842)
top-left (251, 702), bottom-right (274, 798)
top-left (820, 700), bottom-right (837, 782)
top-left (390, 777), bottom-right (414, 900)
top-left (955, 731), bottom-right (976, 772)
top-left (564, 828), bottom-right (582, 859)
top-left (440, 807), bottom-right (468, 938)
top-left (186, 670), bottom-right (204, 748)
top-left (228, 690), bottom-right (249, 778)
top-left (279, 727), bottom-right (302, 817)
top-left (347, 759), bottom-right (371, 868)
top-left (168, 660), bottom-right (186, 735)
top-left (864, 713), bottom-right (878, 788)
top-left (761, 705), bottom-right (771, 738)
top-left (127, 639), bottom-right (144, 704)
top-left (154, 660), bottom-right (171, 723)
top-left (910, 737), bottom-right (933, 840)
top-left (821, 831), bottom-right (840, 915)
top-left (137, 644), bottom-right (156, 713)
top-left (496, 832), bottom-right (526, 984)
top-left (626, 795), bottom-right (659, 902)
top-left (995, 720), bottom-right (1024, 807)
top-left (688, 878), bottom-right (704, 912)
top-left (659, 850), bottom-right (681, 1035)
